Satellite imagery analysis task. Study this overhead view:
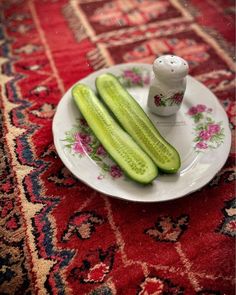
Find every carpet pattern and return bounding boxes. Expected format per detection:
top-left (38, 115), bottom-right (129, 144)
top-left (0, 0), bottom-right (235, 294)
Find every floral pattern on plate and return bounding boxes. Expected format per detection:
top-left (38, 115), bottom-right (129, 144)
top-left (187, 104), bottom-right (225, 151)
top-left (118, 67), bottom-right (150, 87)
top-left (63, 118), bottom-right (123, 180)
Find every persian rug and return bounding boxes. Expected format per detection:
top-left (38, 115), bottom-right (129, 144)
top-left (0, 0), bottom-right (235, 294)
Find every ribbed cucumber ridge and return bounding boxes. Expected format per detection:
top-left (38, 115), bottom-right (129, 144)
top-left (96, 75), bottom-right (180, 172)
top-left (72, 84), bottom-right (158, 183)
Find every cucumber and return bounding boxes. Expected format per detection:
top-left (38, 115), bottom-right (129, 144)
top-left (72, 84), bottom-right (158, 184)
top-left (96, 73), bottom-right (181, 173)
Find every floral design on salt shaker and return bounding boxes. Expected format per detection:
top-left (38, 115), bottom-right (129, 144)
top-left (147, 55), bottom-right (189, 116)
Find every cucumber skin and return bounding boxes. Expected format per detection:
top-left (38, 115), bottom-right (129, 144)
top-left (96, 73), bottom-right (181, 174)
top-left (72, 83), bottom-right (158, 184)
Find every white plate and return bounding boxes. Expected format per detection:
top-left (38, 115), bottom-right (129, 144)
top-left (52, 63), bottom-right (231, 202)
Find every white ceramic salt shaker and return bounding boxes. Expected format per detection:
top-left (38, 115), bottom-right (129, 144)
top-left (147, 55), bottom-right (189, 116)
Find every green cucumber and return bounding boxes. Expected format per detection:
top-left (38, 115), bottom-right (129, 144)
top-left (96, 73), bottom-right (181, 173)
top-left (72, 84), bottom-right (158, 184)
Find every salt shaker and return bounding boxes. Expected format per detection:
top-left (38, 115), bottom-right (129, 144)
top-left (147, 55), bottom-right (189, 116)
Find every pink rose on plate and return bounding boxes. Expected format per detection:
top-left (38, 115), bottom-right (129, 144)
top-left (196, 104), bottom-right (207, 112)
top-left (196, 141), bottom-right (208, 149)
top-left (187, 106), bottom-right (198, 116)
top-left (85, 145), bottom-right (93, 154)
top-left (123, 69), bottom-right (134, 78)
top-left (188, 104), bottom-right (207, 116)
top-left (73, 142), bottom-right (85, 154)
top-left (73, 142), bottom-right (92, 155)
top-left (75, 133), bottom-right (91, 145)
top-left (130, 74), bottom-right (142, 84)
top-left (123, 70), bottom-right (142, 84)
top-left (110, 165), bottom-right (123, 178)
top-left (96, 145), bottom-right (107, 156)
top-left (208, 123), bottom-right (221, 135)
top-left (199, 130), bottom-right (211, 140)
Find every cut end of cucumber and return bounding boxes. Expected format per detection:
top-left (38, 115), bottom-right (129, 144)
top-left (158, 153), bottom-right (181, 174)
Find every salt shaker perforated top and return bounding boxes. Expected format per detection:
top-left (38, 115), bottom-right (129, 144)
top-left (147, 55), bottom-right (189, 116)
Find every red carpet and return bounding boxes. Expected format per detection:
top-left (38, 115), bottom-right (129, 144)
top-left (0, 0), bottom-right (235, 294)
